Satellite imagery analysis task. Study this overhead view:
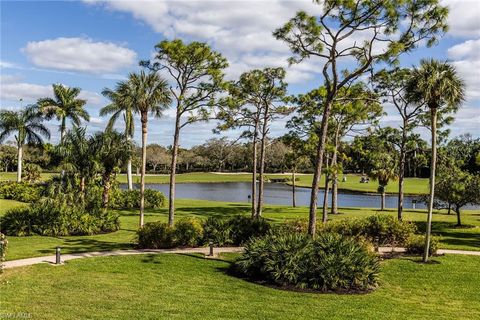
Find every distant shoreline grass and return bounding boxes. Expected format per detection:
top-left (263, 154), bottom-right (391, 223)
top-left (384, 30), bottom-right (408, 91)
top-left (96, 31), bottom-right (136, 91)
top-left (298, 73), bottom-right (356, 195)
top-left (0, 171), bottom-right (429, 195)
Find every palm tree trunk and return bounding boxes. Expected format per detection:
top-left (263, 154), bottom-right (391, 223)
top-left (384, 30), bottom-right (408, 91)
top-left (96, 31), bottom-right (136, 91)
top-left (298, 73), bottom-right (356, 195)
top-left (139, 114), bottom-right (148, 228)
top-left (60, 117), bottom-right (66, 178)
top-left (16, 144), bottom-right (23, 183)
top-left (102, 174), bottom-right (111, 208)
top-left (168, 116), bottom-right (181, 227)
top-left (292, 167), bottom-right (296, 208)
top-left (423, 108), bottom-right (437, 262)
top-left (397, 121), bottom-right (407, 220)
top-left (308, 100), bottom-right (333, 236)
top-left (126, 135), bottom-right (133, 190)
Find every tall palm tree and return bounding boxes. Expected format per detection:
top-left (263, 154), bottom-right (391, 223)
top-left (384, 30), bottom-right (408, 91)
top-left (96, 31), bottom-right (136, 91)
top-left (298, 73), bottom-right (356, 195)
top-left (129, 71), bottom-right (172, 228)
top-left (37, 84), bottom-right (90, 143)
top-left (0, 106), bottom-right (50, 182)
top-left (407, 59), bottom-right (465, 262)
top-left (100, 82), bottom-right (136, 190)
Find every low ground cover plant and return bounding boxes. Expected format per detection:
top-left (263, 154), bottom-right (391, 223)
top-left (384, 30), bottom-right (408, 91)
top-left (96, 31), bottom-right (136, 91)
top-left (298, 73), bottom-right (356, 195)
top-left (234, 231), bottom-right (380, 292)
top-left (0, 181), bottom-right (44, 202)
top-left (405, 234), bottom-right (439, 256)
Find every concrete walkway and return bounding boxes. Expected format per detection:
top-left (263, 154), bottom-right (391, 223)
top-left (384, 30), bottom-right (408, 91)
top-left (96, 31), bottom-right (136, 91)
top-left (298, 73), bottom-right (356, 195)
top-left (2, 247), bottom-right (243, 270)
top-left (2, 246), bottom-right (479, 270)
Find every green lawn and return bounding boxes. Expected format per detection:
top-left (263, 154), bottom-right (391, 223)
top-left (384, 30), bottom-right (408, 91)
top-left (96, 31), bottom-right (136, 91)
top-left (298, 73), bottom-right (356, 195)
top-left (1, 253), bottom-right (479, 319)
top-left (0, 171), bottom-right (429, 194)
top-left (1, 199), bottom-right (479, 261)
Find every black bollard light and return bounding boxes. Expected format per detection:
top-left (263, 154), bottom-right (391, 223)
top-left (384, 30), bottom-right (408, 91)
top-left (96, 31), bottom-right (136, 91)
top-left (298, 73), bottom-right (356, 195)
top-left (55, 247), bottom-right (61, 265)
top-left (209, 242), bottom-right (214, 256)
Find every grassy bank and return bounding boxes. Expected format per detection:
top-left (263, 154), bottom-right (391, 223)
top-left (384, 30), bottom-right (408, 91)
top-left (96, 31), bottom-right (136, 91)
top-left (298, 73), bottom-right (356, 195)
top-left (0, 171), bottom-right (429, 195)
top-left (1, 253), bottom-right (479, 319)
top-left (1, 198), bottom-right (478, 260)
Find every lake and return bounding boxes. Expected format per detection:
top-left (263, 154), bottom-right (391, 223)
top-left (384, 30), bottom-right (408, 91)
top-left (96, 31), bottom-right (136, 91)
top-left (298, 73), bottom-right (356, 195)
top-left (126, 182), bottom-right (440, 209)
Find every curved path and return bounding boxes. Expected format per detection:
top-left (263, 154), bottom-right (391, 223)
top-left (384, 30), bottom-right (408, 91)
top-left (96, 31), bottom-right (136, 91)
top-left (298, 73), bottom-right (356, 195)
top-left (2, 247), bottom-right (479, 270)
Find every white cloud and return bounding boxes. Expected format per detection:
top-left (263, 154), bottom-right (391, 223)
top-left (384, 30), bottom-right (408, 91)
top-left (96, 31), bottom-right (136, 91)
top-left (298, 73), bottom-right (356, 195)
top-left (0, 75), bottom-right (103, 106)
top-left (448, 39), bottom-right (480, 100)
top-left (442, 0), bottom-right (480, 38)
top-left (22, 37), bottom-right (137, 74)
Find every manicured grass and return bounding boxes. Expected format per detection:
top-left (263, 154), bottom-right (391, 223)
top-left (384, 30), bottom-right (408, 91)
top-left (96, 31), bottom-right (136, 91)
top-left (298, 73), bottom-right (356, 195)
top-left (1, 199), bottom-right (479, 260)
top-left (0, 171), bottom-right (429, 194)
top-left (1, 253), bottom-right (479, 319)
top-left (0, 172), bottom-right (53, 182)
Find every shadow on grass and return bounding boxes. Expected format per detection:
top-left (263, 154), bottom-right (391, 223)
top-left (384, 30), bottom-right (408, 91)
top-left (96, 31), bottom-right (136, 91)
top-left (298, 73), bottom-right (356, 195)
top-left (413, 221), bottom-right (480, 249)
top-left (37, 238), bottom-right (135, 255)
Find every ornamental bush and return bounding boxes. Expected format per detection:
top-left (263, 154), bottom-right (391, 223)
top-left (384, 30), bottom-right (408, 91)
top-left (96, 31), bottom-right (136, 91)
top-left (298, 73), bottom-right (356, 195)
top-left (319, 214), bottom-right (416, 246)
top-left (0, 198), bottom-right (119, 236)
top-left (234, 232), bottom-right (380, 292)
top-left (110, 189), bottom-right (166, 210)
top-left (0, 181), bottom-right (43, 202)
top-left (137, 218), bottom-right (203, 249)
top-left (405, 234), bottom-right (439, 256)
top-left (202, 216), bottom-right (271, 246)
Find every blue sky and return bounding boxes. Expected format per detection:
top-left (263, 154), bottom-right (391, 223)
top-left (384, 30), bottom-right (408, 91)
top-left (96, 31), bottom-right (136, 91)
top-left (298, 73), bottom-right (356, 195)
top-left (1, 0), bottom-right (479, 147)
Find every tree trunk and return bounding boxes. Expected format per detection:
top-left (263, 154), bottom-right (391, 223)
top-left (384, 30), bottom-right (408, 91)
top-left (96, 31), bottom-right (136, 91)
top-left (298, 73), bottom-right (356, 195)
top-left (455, 206), bottom-right (461, 226)
top-left (139, 114), bottom-right (148, 228)
top-left (256, 115), bottom-right (268, 218)
top-left (168, 115), bottom-right (181, 227)
top-left (80, 176), bottom-right (85, 195)
top-left (127, 159), bottom-right (133, 190)
top-left (331, 126), bottom-right (340, 215)
top-left (381, 190), bottom-right (386, 211)
top-left (102, 174), bottom-right (110, 208)
top-left (16, 144), bottom-right (23, 183)
top-left (447, 203), bottom-right (451, 215)
top-left (322, 175), bottom-right (330, 224)
top-left (251, 126), bottom-right (259, 219)
top-left (397, 122), bottom-right (407, 220)
top-left (308, 100), bottom-right (333, 236)
top-left (292, 167), bottom-right (296, 208)
top-left (423, 108), bottom-right (437, 262)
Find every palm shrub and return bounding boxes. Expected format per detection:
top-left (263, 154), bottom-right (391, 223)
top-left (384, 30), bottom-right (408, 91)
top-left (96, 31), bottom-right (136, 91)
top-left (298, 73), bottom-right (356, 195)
top-left (202, 217), bottom-right (232, 246)
top-left (234, 232), bottom-right (380, 292)
top-left (110, 189), bottom-right (166, 210)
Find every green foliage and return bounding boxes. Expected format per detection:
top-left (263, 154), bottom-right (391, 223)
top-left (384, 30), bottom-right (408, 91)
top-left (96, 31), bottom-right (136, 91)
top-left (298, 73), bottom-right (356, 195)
top-left (174, 217), bottom-right (204, 247)
top-left (0, 181), bottom-right (43, 202)
top-left (202, 216), bottom-right (271, 246)
top-left (137, 217), bottom-right (203, 249)
top-left (22, 163), bottom-right (42, 183)
top-left (0, 232), bottom-right (6, 273)
top-left (111, 189), bottom-right (166, 210)
top-left (137, 222), bottom-right (176, 249)
top-left (406, 235), bottom-right (439, 256)
top-left (0, 198), bottom-right (119, 236)
top-left (234, 232), bottom-right (380, 292)
top-left (320, 215), bottom-right (417, 246)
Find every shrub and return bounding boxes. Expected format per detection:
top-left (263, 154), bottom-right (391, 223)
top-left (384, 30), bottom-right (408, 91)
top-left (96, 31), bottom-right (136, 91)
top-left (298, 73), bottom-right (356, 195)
top-left (405, 234), bottom-right (439, 256)
top-left (227, 216), bottom-right (271, 245)
top-left (320, 215), bottom-right (417, 246)
top-left (202, 216), bottom-right (232, 246)
top-left (0, 181), bottom-right (43, 202)
top-left (202, 216), bottom-right (271, 246)
top-left (174, 218), bottom-right (203, 247)
top-left (137, 222), bottom-right (176, 249)
top-left (0, 233), bottom-right (7, 273)
top-left (138, 218), bottom-right (204, 249)
top-left (0, 198), bottom-right (120, 236)
top-left (234, 232), bottom-right (380, 292)
top-left (23, 163), bottom-right (42, 183)
top-left (111, 189), bottom-right (166, 210)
